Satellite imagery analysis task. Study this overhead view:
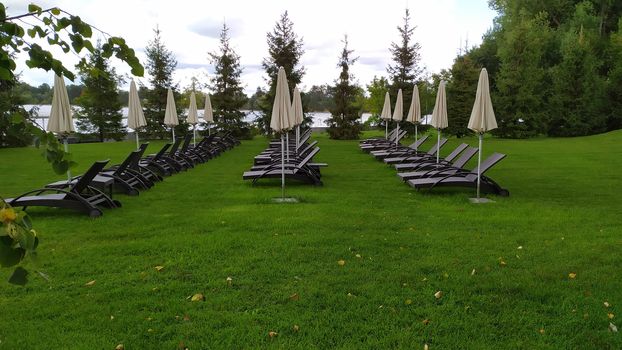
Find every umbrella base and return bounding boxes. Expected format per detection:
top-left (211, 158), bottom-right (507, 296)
top-left (272, 197), bottom-right (299, 203)
top-left (469, 197), bottom-right (495, 204)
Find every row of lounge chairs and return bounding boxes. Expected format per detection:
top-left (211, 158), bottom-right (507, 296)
top-left (359, 130), bottom-right (509, 196)
top-left (5, 132), bottom-right (240, 217)
top-left (242, 128), bottom-right (327, 185)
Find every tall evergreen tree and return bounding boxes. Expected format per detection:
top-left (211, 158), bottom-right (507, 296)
top-left (208, 23), bottom-right (250, 139)
top-left (446, 54), bottom-right (481, 137)
top-left (143, 27), bottom-right (185, 139)
top-left (550, 3), bottom-right (606, 136)
top-left (387, 8), bottom-right (423, 105)
top-left (327, 35), bottom-right (362, 139)
top-left (257, 11), bottom-right (305, 134)
top-left (75, 46), bottom-right (126, 142)
top-left (494, 13), bottom-right (552, 138)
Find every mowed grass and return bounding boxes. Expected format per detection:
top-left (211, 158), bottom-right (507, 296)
top-left (0, 130), bottom-right (621, 349)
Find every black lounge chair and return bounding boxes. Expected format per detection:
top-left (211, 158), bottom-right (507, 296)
top-left (124, 143), bottom-right (163, 184)
top-left (5, 160), bottom-right (121, 217)
top-left (396, 147), bottom-right (479, 181)
top-left (385, 142), bottom-right (467, 165)
top-left (141, 143), bottom-right (176, 176)
top-left (243, 147), bottom-right (323, 185)
top-left (47, 149), bottom-right (151, 196)
top-left (359, 128), bottom-right (402, 146)
top-left (407, 152), bottom-right (509, 196)
top-left (372, 136), bottom-right (441, 160)
top-left (360, 130), bottom-right (408, 152)
top-left (254, 140), bottom-right (318, 165)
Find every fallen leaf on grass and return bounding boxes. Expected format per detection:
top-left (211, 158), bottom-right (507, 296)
top-left (422, 319), bottom-right (430, 325)
top-left (115, 344), bottom-right (124, 350)
top-left (85, 280), bottom-right (96, 286)
top-left (289, 293), bottom-right (300, 301)
top-left (292, 324), bottom-right (300, 332)
top-left (190, 293), bottom-right (205, 302)
top-left (434, 291), bottom-right (443, 299)
top-left (517, 246), bottom-right (523, 250)
top-left (147, 328), bottom-right (154, 333)
top-left (539, 328), bottom-right (545, 334)
top-left (154, 266), bottom-right (164, 272)
top-left (471, 269), bottom-right (476, 276)
top-left (268, 331), bottom-right (278, 338)
top-left (405, 299), bottom-right (413, 305)
top-left (226, 276), bottom-right (233, 286)
top-left (424, 344), bottom-right (429, 350)
top-left (608, 313), bottom-right (615, 319)
top-left (183, 314), bottom-right (190, 321)
top-left (604, 301), bottom-right (611, 308)
top-left (499, 259), bottom-right (507, 267)
top-left (568, 273), bottom-right (577, 279)
top-left (355, 254), bottom-right (362, 258)
top-left (337, 260), bottom-right (346, 266)
top-left (609, 322), bottom-right (618, 333)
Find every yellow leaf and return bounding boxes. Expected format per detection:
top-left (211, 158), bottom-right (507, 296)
top-left (355, 254), bottom-right (362, 258)
top-left (604, 301), bottom-right (611, 308)
top-left (422, 319), bottom-right (430, 325)
top-left (268, 331), bottom-right (278, 338)
top-left (608, 313), bottom-right (615, 319)
top-left (226, 276), bottom-right (233, 286)
top-left (471, 269), bottom-right (476, 276)
top-left (610, 322), bottom-right (618, 332)
top-left (154, 266), bottom-right (164, 272)
top-left (424, 344), bottom-right (429, 350)
top-left (539, 328), bottom-right (545, 334)
top-left (115, 344), bottom-right (124, 350)
top-left (191, 293), bottom-right (205, 302)
top-left (289, 293), bottom-right (300, 301)
top-left (337, 260), bottom-right (346, 266)
top-left (434, 291), bottom-right (443, 299)
top-left (499, 260), bottom-right (507, 267)
top-left (569, 273), bottom-right (577, 279)
top-left (85, 280), bottom-right (96, 286)
top-left (405, 299), bottom-right (413, 305)
top-left (292, 324), bottom-right (300, 332)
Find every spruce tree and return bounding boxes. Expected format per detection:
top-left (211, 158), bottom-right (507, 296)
top-left (208, 23), bottom-right (250, 139)
top-left (446, 54), bottom-right (481, 138)
top-left (257, 11), bottom-right (305, 134)
top-left (387, 8), bottom-right (423, 105)
top-left (143, 27), bottom-right (185, 139)
top-left (327, 35), bottom-right (362, 139)
top-left (75, 46), bottom-right (126, 142)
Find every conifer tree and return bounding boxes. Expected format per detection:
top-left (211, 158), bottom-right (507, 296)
top-left (208, 23), bottom-right (250, 139)
top-left (327, 35), bottom-right (362, 139)
top-left (257, 11), bottom-right (305, 134)
top-left (143, 27), bottom-right (185, 139)
top-left (75, 46), bottom-right (126, 142)
top-left (387, 8), bottom-right (423, 105)
top-left (446, 54), bottom-right (480, 138)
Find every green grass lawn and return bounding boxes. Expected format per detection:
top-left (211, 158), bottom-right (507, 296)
top-left (0, 130), bottom-right (621, 349)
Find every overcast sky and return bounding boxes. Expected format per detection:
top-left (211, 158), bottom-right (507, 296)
top-left (8, 0), bottom-right (497, 95)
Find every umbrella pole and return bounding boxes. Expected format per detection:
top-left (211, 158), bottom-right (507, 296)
top-left (415, 124), bottom-right (418, 152)
top-left (286, 133), bottom-right (290, 163)
top-left (385, 121), bottom-right (388, 139)
top-left (477, 133), bottom-right (483, 200)
top-left (281, 134), bottom-right (285, 199)
top-left (135, 132), bottom-right (140, 151)
top-left (296, 125), bottom-right (300, 154)
top-left (64, 137), bottom-right (71, 182)
top-left (193, 125), bottom-right (196, 147)
top-left (396, 123), bottom-right (400, 147)
top-left (172, 128), bottom-right (176, 143)
top-left (208, 123), bottom-right (211, 136)
top-left (436, 129), bottom-right (441, 164)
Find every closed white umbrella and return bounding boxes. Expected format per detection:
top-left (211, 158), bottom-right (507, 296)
top-left (392, 89), bottom-right (403, 146)
top-left (48, 74), bottom-right (74, 181)
top-left (430, 80), bottom-right (448, 164)
top-left (203, 94), bottom-right (214, 135)
top-left (380, 92), bottom-right (392, 139)
top-left (127, 80), bottom-right (146, 150)
top-left (163, 87), bottom-right (179, 142)
top-left (406, 85), bottom-right (422, 152)
top-left (187, 91), bottom-right (199, 146)
top-left (468, 68), bottom-right (498, 203)
top-left (291, 87), bottom-right (304, 154)
top-left (270, 67), bottom-right (292, 199)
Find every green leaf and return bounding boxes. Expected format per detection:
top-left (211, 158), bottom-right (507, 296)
top-left (51, 7), bottom-right (61, 15)
top-left (0, 241), bottom-right (25, 268)
top-left (8, 267), bottom-right (28, 286)
top-left (52, 160), bottom-right (69, 175)
top-left (28, 4), bottom-right (42, 13)
top-left (27, 28), bottom-right (36, 38)
top-left (0, 66), bottom-right (12, 80)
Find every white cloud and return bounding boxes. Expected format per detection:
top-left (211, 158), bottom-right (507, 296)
top-left (8, 0), bottom-right (496, 95)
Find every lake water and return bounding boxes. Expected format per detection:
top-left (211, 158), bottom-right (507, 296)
top-left (24, 105), bottom-right (373, 131)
